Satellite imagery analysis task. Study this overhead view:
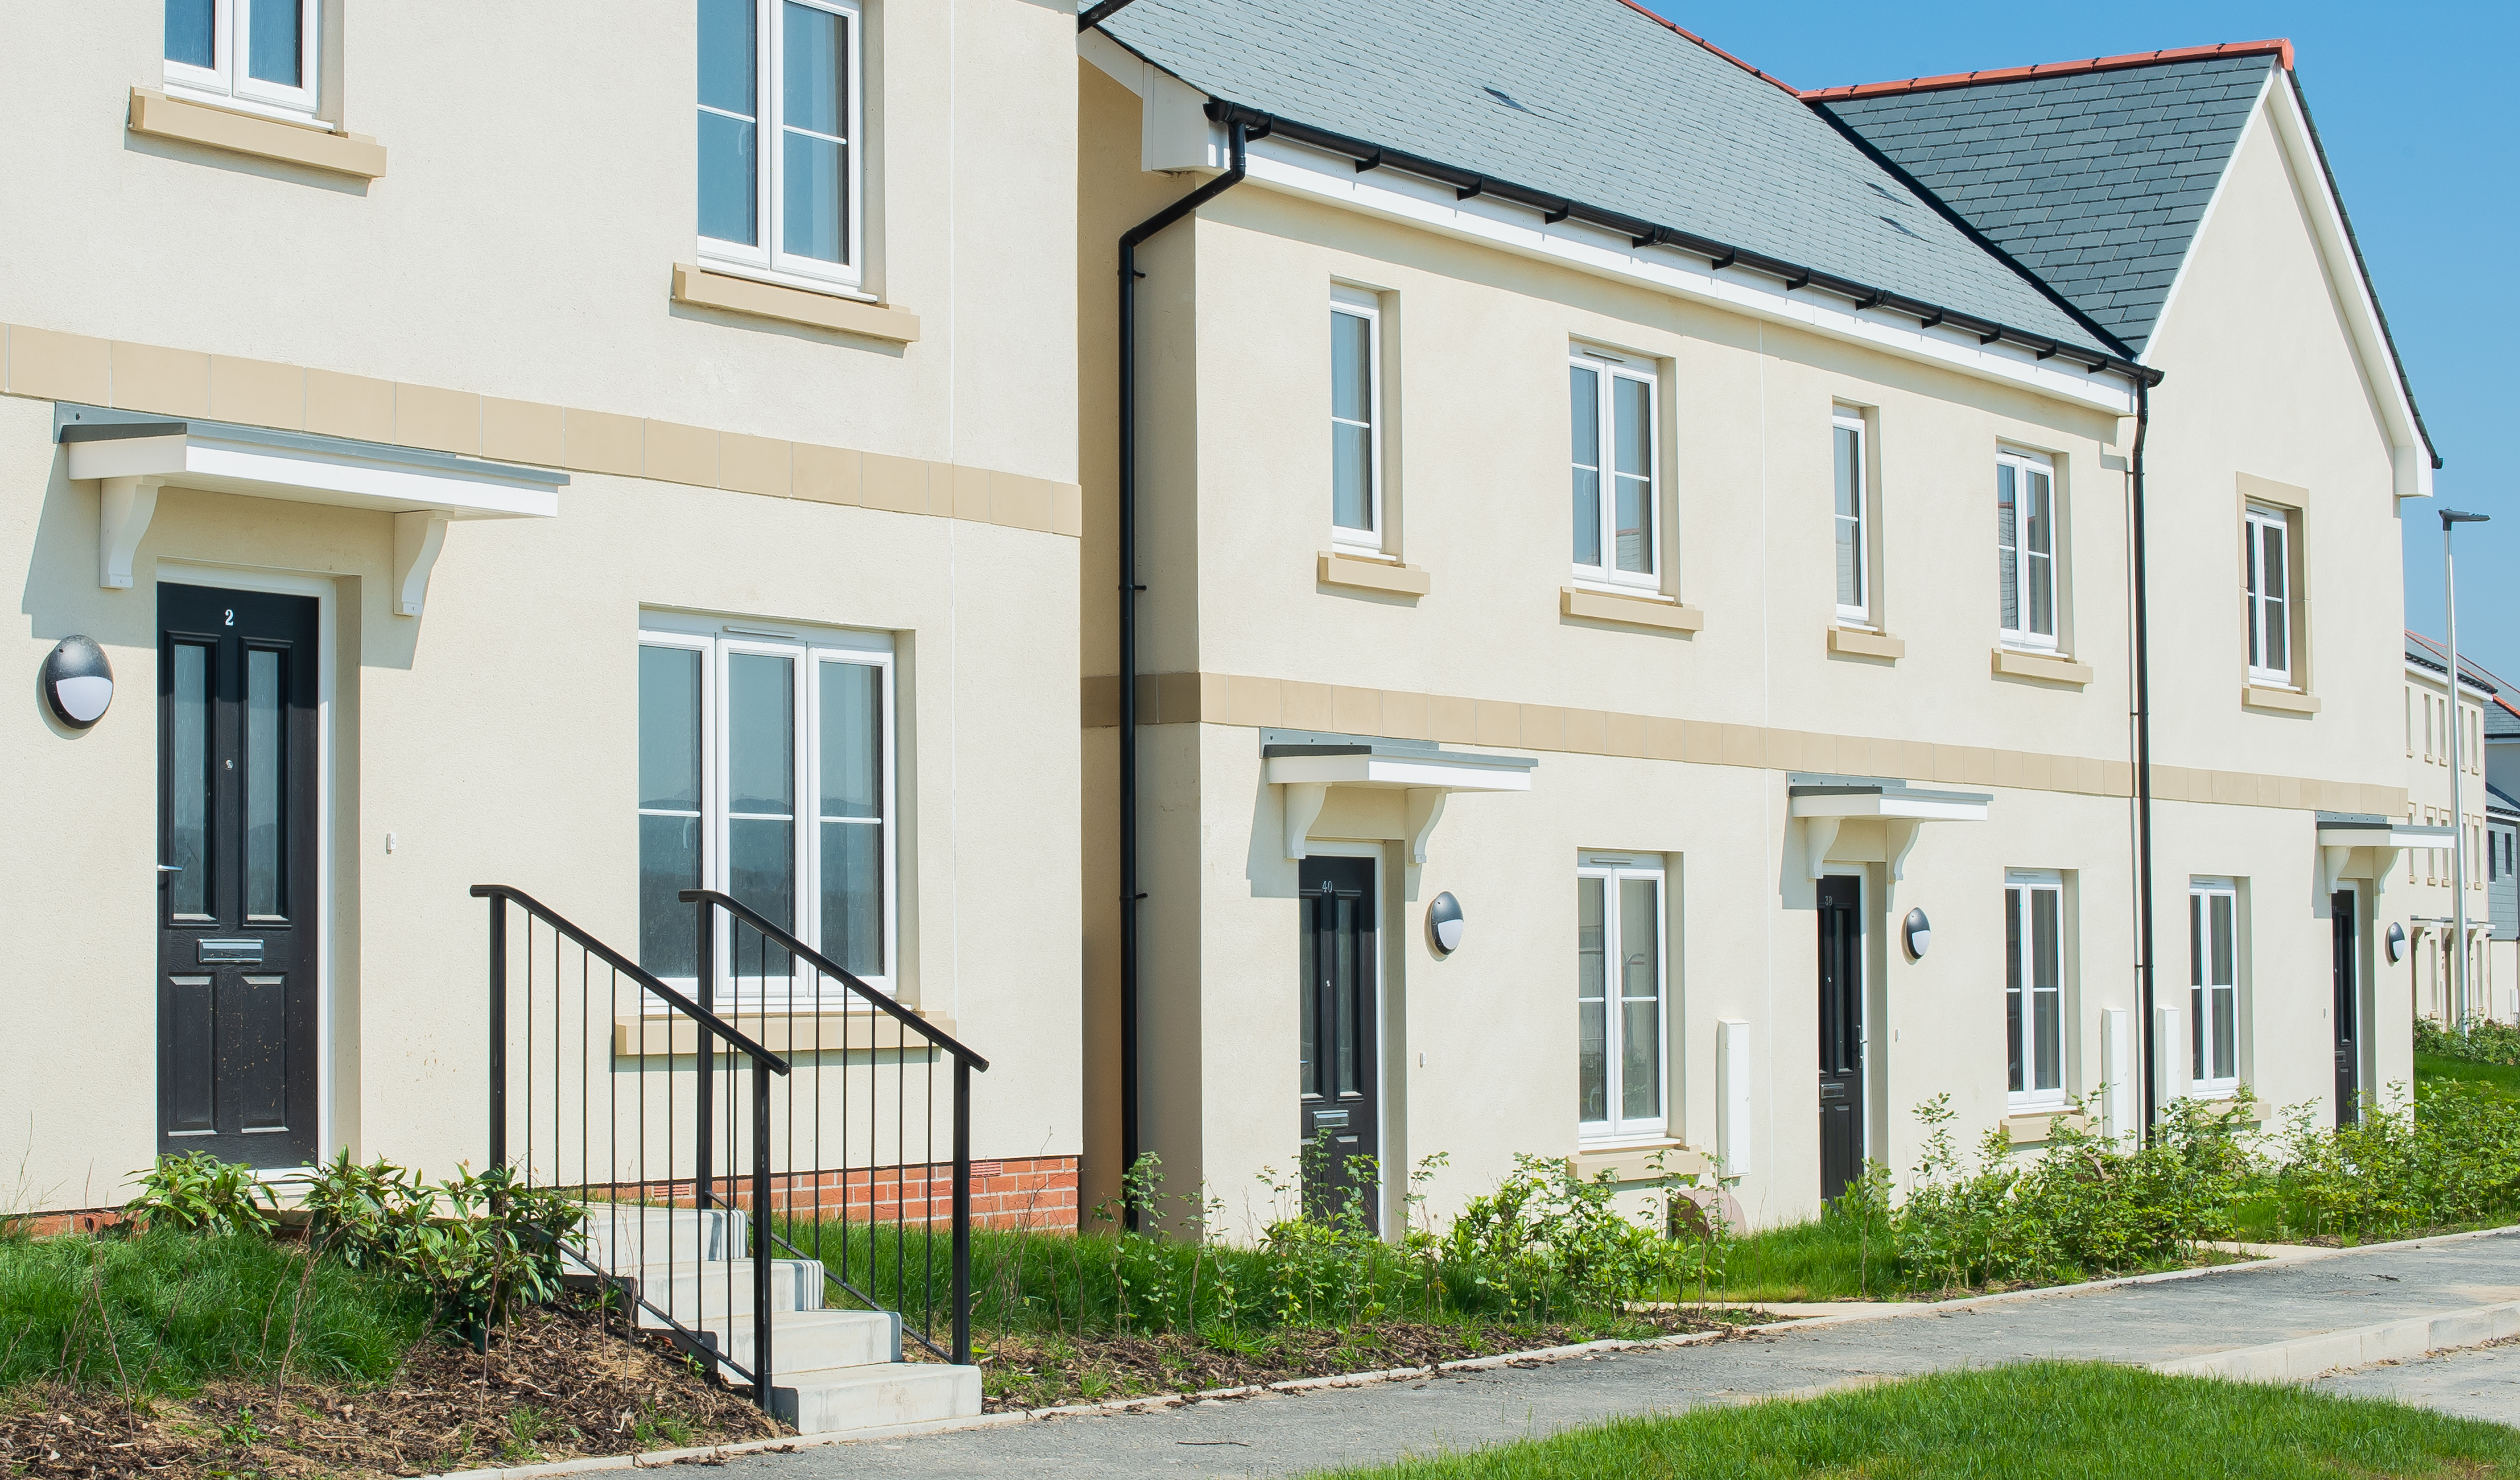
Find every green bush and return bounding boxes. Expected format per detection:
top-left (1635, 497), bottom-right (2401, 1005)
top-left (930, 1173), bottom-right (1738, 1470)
top-left (123, 1152), bottom-right (280, 1238)
top-left (2271, 1079), bottom-right (2520, 1240)
top-left (2414, 1015), bottom-right (2520, 1066)
top-left (296, 1152), bottom-right (586, 1344)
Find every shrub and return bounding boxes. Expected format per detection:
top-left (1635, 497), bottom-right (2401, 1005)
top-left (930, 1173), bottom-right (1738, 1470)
top-left (2271, 1080), bottom-right (2520, 1240)
top-left (297, 1153), bottom-right (585, 1344)
top-left (2415, 1016), bottom-right (2520, 1067)
top-left (123, 1152), bottom-right (279, 1238)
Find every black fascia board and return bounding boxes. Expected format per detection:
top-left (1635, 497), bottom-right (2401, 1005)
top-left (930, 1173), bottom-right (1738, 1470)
top-left (1200, 97), bottom-right (2162, 386)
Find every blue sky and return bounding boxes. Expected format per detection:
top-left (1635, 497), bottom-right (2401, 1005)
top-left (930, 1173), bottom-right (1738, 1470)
top-left (1643, 1), bottom-right (2517, 682)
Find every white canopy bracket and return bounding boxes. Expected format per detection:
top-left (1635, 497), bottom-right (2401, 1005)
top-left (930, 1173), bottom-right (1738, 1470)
top-left (1404, 788), bottom-right (1447, 866)
top-left (1264, 734), bottom-right (1536, 864)
top-left (394, 512), bottom-right (450, 617)
top-left (98, 475), bottom-right (164, 589)
top-left (1282, 782), bottom-right (1329, 862)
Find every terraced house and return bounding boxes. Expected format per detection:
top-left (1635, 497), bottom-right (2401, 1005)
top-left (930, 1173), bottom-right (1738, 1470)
top-left (5, 0), bottom-right (1083, 1428)
top-left (1077, 3), bottom-right (2438, 1231)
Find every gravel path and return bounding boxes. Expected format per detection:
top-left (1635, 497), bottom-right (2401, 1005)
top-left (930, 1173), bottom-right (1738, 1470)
top-left (728, 1231), bottom-right (2520, 1478)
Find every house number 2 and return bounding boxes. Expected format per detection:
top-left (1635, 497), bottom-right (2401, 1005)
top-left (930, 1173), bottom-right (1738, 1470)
top-left (224, 609), bottom-right (235, 626)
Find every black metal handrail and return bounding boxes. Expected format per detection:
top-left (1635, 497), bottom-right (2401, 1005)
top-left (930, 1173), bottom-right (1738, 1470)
top-left (473, 883), bottom-right (790, 1412)
top-left (679, 889), bottom-right (988, 1365)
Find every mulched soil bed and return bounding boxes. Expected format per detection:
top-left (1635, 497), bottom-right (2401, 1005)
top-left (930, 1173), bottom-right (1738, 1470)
top-left (0, 1304), bottom-right (786, 1480)
top-left (972, 1309), bottom-right (1759, 1411)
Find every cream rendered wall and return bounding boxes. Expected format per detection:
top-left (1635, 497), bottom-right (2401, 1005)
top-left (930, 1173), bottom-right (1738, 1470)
top-left (2, 1), bottom-right (1082, 1209)
top-left (2141, 110), bottom-right (2426, 1118)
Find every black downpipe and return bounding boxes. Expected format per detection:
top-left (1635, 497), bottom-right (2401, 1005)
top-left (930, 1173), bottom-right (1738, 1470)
top-left (1116, 118), bottom-right (1251, 1228)
top-left (2130, 380), bottom-right (2157, 1137)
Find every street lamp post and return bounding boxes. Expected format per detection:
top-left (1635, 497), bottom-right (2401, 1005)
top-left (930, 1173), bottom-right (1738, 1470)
top-left (2444, 508), bottom-right (2490, 1036)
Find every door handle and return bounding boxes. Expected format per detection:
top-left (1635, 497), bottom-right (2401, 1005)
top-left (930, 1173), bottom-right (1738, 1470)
top-left (157, 864), bottom-right (183, 873)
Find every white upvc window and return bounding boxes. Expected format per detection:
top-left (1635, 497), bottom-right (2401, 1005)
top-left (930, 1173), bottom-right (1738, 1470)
top-left (698, 0), bottom-right (864, 292)
top-left (2004, 871), bottom-right (2066, 1109)
top-left (163, 0), bottom-right (318, 118)
top-left (637, 618), bottom-right (896, 1003)
top-left (1330, 289), bottom-right (1383, 548)
top-left (1995, 448), bottom-right (2058, 650)
top-left (1570, 348), bottom-right (1659, 589)
top-left (1577, 856), bottom-right (1666, 1140)
top-left (2188, 880), bottom-right (2240, 1094)
top-left (1832, 405), bottom-right (1869, 623)
top-left (2244, 504), bottom-right (2294, 686)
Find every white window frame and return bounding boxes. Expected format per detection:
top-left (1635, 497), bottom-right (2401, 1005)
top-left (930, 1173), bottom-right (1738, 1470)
top-left (2244, 503), bottom-right (2294, 687)
top-left (2004, 870), bottom-right (2068, 1111)
top-left (1329, 288), bottom-right (1384, 550)
top-left (697, 0), bottom-right (866, 294)
top-left (637, 616), bottom-right (897, 1006)
top-left (163, 0), bottom-right (320, 120)
top-left (1832, 405), bottom-right (1869, 624)
top-left (1568, 347), bottom-right (1661, 592)
top-left (1576, 854), bottom-right (1668, 1143)
top-left (2188, 878), bottom-right (2241, 1096)
top-left (1995, 446), bottom-right (2059, 652)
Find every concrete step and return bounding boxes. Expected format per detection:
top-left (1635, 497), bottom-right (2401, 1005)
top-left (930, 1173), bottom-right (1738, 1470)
top-left (573, 1205), bottom-right (751, 1269)
top-left (613, 1257), bottom-right (829, 1326)
top-left (772, 1360), bottom-right (983, 1434)
top-left (701, 1307), bottom-right (902, 1376)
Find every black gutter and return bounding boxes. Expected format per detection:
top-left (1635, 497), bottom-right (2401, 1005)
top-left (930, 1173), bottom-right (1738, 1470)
top-left (1076, 0), bottom-right (1144, 31)
top-left (1199, 99), bottom-right (2162, 387)
top-left (1114, 113), bottom-right (1255, 1229)
top-left (2131, 380), bottom-right (2158, 1137)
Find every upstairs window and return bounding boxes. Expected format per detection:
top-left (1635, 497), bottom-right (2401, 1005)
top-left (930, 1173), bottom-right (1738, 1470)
top-left (638, 620), bottom-right (895, 1001)
top-left (164, 0), bottom-right (317, 117)
top-left (2189, 880), bottom-right (2239, 1094)
top-left (1330, 290), bottom-right (1383, 547)
top-left (2245, 505), bottom-right (2294, 686)
top-left (1996, 448), bottom-right (2057, 649)
top-left (698, 0), bottom-right (862, 290)
top-left (1570, 349), bottom-right (1657, 588)
top-left (1832, 406), bottom-right (1868, 623)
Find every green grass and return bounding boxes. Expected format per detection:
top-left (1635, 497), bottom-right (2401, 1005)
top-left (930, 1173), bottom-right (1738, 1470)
top-left (0, 1229), bottom-right (429, 1394)
top-left (1679, 1215), bottom-right (1897, 1303)
top-left (2418, 1050), bottom-right (2520, 1098)
top-left (1307, 1361), bottom-right (2520, 1478)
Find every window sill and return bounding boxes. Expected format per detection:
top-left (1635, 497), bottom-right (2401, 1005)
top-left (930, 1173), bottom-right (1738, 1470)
top-left (1828, 626), bottom-right (1905, 660)
top-left (2004, 1109), bottom-right (2085, 1144)
top-left (2243, 684), bottom-right (2320, 715)
top-left (1990, 647), bottom-right (2091, 688)
top-left (670, 262), bottom-right (921, 345)
top-left (1561, 585), bottom-right (1703, 634)
top-left (1570, 1138), bottom-right (1706, 1184)
top-left (128, 87), bottom-right (385, 179)
top-left (1318, 550), bottom-right (1430, 597)
top-left (612, 1009), bottom-right (955, 1058)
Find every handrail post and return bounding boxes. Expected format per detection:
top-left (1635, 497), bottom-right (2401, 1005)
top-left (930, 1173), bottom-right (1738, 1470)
top-left (753, 1056), bottom-right (775, 1415)
top-left (696, 896), bottom-right (715, 1211)
top-left (488, 892), bottom-right (507, 1173)
top-left (952, 1058), bottom-right (972, 1367)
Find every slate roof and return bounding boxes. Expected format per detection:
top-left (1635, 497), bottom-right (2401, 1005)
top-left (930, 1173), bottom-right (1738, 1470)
top-left (1812, 52), bottom-right (2277, 355)
top-left (1092, 0), bottom-right (2107, 357)
top-left (2409, 632), bottom-right (2502, 697)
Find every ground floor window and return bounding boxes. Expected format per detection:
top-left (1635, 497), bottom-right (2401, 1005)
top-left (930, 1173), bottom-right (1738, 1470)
top-left (2189, 879), bottom-right (2239, 1093)
top-left (637, 616), bottom-right (895, 1000)
top-left (2005, 871), bottom-right (2064, 1108)
top-left (1577, 855), bottom-right (1665, 1139)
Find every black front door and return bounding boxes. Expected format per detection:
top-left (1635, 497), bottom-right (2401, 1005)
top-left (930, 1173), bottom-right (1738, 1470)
top-left (1299, 857), bottom-right (1378, 1230)
top-left (158, 584), bottom-right (321, 1167)
top-left (1816, 875), bottom-right (1864, 1203)
top-left (2332, 889), bottom-right (2360, 1126)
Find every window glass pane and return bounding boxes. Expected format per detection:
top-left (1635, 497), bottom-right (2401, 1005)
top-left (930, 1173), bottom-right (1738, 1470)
top-left (1619, 877), bottom-right (1660, 1121)
top-left (1334, 424), bottom-right (1373, 532)
top-left (2025, 471), bottom-right (2054, 637)
top-left (640, 815), bottom-right (702, 976)
top-left (1835, 424), bottom-right (1862, 609)
top-left (1299, 893), bottom-right (1318, 1098)
top-left (2247, 525), bottom-right (2264, 669)
top-left (168, 642), bottom-right (211, 917)
top-left (639, 646), bottom-right (703, 810)
top-left (166, 0), bottom-right (215, 68)
top-left (727, 653), bottom-right (795, 813)
top-left (818, 660), bottom-right (880, 819)
top-left (246, 0), bottom-right (300, 86)
top-left (2032, 888), bottom-right (2060, 1092)
top-left (698, 0), bottom-right (759, 244)
top-left (1996, 463), bottom-right (2019, 633)
top-left (730, 817), bottom-right (795, 935)
top-left (1577, 877), bottom-right (1606, 1124)
top-left (2261, 524), bottom-right (2288, 673)
top-left (2211, 893), bottom-right (2234, 988)
top-left (1334, 895), bottom-right (1359, 1097)
top-left (2005, 888), bottom-right (2023, 1093)
top-left (2213, 984), bottom-right (2237, 1082)
top-left (1331, 311), bottom-right (1370, 424)
top-left (1570, 367), bottom-right (1601, 567)
top-left (1614, 377), bottom-right (1652, 576)
top-left (245, 648), bottom-right (282, 918)
top-left (2190, 893), bottom-right (2207, 1079)
top-left (779, 5), bottom-right (848, 264)
top-left (819, 817), bottom-right (881, 976)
